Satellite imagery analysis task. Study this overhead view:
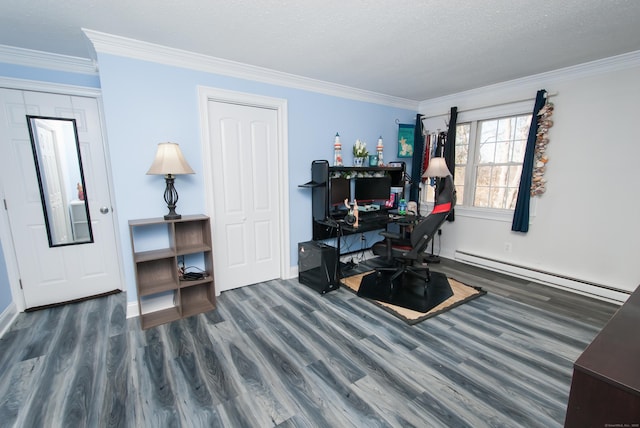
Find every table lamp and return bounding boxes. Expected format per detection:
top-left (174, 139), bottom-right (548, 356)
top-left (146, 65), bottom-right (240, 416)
top-left (422, 157), bottom-right (451, 204)
top-left (146, 142), bottom-right (195, 220)
top-left (422, 156), bottom-right (452, 263)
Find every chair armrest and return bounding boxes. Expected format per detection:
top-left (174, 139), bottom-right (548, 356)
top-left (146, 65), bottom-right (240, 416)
top-left (379, 231), bottom-right (401, 240)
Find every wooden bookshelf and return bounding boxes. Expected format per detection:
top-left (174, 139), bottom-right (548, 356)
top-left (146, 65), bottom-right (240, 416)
top-left (129, 214), bottom-right (216, 329)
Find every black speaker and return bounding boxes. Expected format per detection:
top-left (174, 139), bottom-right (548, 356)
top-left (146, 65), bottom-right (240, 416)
top-left (298, 241), bottom-right (339, 294)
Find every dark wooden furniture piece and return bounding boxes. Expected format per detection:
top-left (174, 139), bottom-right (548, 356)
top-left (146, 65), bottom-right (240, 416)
top-left (129, 214), bottom-right (215, 329)
top-left (564, 285), bottom-right (640, 427)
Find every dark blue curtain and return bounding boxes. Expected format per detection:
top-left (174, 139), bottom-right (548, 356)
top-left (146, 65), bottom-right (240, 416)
top-left (444, 107), bottom-right (457, 221)
top-left (409, 114), bottom-right (424, 202)
top-left (511, 90), bottom-right (547, 232)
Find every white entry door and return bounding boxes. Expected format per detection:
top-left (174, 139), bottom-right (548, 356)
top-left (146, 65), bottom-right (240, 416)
top-left (0, 88), bottom-right (122, 309)
top-left (207, 101), bottom-right (281, 292)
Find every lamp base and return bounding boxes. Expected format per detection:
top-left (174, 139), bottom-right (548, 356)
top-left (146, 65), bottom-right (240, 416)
top-left (162, 175), bottom-right (181, 220)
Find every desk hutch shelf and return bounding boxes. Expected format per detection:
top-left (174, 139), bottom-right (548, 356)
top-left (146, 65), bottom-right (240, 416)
top-left (300, 160), bottom-right (405, 240)
top-left (129, 214), bottom-right (215, 329)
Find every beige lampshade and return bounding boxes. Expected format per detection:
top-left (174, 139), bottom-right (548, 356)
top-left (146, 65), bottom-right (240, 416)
top-left (422, 157), bottom-right (451, 178)
top-left (146, 142), bottom-right (195, 175)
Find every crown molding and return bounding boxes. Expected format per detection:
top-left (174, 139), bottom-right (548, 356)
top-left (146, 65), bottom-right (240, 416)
top-left (0, 76), bottom-right (101, 97)
top-left (0, 44), bottom-right (98, 75)
top-left (82, 29), bottom-right (418, 110)
top-left (419, 49), bottom-right (640, 112)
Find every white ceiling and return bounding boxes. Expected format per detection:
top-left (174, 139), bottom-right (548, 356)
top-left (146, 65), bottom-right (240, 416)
top-left (2, 0), bottom-right (640, 101)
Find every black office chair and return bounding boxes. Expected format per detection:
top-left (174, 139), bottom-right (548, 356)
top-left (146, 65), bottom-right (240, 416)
top-left (365, 175), bottom-right (456, 299)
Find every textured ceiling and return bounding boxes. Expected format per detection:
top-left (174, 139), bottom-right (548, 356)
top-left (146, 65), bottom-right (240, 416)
top-left (1, 0), bottom-right (640, 101)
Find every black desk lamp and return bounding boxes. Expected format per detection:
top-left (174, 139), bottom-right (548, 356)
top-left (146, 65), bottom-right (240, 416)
top-left (147, 142), bottom-right (195, 220)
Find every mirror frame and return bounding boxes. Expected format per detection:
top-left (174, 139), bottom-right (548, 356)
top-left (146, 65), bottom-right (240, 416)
top-left (26, 115), bottom-right (94, 247)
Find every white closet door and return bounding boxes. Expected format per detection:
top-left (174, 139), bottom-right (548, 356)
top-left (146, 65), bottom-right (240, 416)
top-left (207, 100), bottom-right (281, 292)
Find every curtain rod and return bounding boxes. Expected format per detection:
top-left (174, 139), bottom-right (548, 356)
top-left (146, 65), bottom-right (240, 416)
top-left (420, 91), bottom-right (558, 122)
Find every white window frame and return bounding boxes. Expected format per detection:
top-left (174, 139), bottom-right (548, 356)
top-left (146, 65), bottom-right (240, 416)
top-left (422, 100), bottom-right (537, 222)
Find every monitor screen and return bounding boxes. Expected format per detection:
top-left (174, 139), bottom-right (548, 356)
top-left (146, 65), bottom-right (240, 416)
top-left (329, 177), bottom-right (350, 207)
top-left (354, 176), bottom-right (391, 202)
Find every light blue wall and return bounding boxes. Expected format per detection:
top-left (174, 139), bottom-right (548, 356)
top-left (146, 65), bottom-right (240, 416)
top-left (95, 54), bottom-right (416, 299)
top-left (0, 56), bottom-right (415, 307)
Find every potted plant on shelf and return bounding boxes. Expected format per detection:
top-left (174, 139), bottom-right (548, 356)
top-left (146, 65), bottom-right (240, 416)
top-left (352, 139), bottom-right (369, 167)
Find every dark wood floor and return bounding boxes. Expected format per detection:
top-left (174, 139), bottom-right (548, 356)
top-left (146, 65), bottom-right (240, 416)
top-left (0, 259), bottom-right (619, 427)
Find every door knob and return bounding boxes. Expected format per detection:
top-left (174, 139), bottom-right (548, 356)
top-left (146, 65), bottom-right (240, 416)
top-left (100, 207), bottom-right (110, 214)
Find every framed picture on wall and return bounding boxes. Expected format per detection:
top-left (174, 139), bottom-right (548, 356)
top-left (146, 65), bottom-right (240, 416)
top-left (397, 124), bottom-right (414, 158)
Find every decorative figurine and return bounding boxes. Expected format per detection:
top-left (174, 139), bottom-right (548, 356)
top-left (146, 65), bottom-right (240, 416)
top-left (77, 182), bottom-right (84, 200)
top-left (344, 198), bottom-right (359, 228)
top-left (333, 133), bottom-right (343, 166)
top-left (376, 136), bottom-right (384, 166)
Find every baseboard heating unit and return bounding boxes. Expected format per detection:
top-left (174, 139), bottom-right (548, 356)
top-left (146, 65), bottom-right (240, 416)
top-left (454, 250), bottom-right (629, 304)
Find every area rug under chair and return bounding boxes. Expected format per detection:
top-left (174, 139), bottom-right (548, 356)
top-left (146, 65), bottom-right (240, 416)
top-left (341, 271), bottom-right (485, 325)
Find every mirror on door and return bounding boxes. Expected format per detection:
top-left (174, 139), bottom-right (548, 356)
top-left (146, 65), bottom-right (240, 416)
top-left (27, 116), bottom-right (93, 247)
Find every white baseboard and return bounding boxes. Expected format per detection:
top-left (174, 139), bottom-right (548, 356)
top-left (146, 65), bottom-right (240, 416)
top-left (0, 302), bottom-right (18, 338)
top-left (454, 250), bottom-right (628, 304)
top-left (288, 266), bottom-right (299, 280)
top-left (289, 248), bottom-right (378, 281)
top-left (126, 300), bottom-right (139, 319)
top-left (130, 250), bottom-right (374, 311)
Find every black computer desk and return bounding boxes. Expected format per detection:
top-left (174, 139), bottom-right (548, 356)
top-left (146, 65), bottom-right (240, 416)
top-left (316, 211), bottom-right (419, 278)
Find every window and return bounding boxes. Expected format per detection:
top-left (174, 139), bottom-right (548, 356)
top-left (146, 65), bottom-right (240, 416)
top-left (425, 113), bottom-right (532, 211)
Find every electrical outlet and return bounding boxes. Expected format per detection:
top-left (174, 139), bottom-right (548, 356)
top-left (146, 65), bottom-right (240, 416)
top-left (504, 242), bottom-right (512, 253)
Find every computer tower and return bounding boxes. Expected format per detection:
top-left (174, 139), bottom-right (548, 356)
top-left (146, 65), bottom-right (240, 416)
top-left (298, 241), bottom-right (339, 294)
